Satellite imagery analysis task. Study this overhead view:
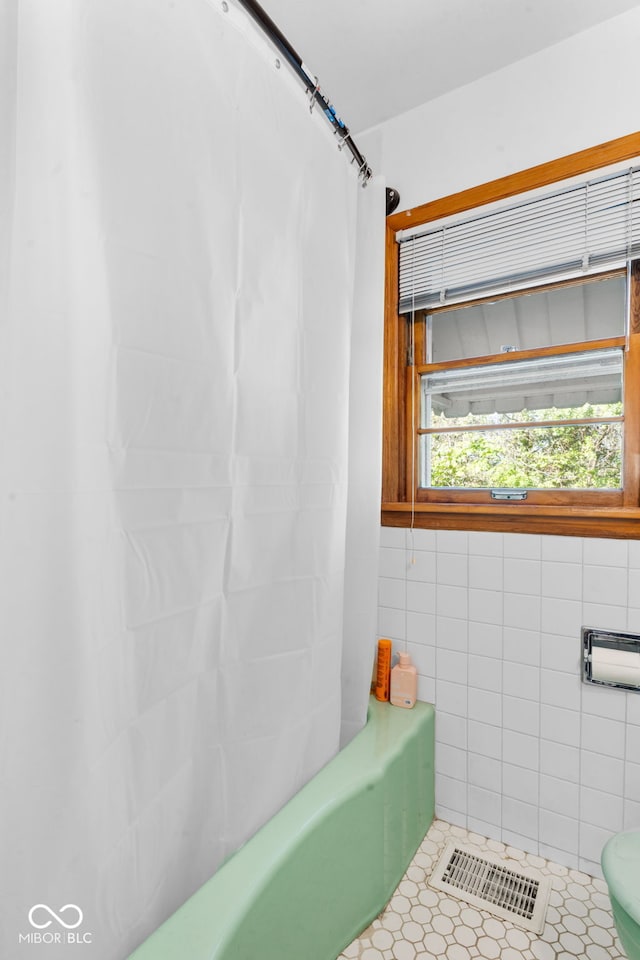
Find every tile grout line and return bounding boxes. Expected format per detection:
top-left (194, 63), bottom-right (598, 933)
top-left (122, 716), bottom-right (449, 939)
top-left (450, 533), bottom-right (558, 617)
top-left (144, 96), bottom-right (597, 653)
top-left (577, 535), bottom-right (584, 873)
top-left (466, 536), bottom-right (470, 834)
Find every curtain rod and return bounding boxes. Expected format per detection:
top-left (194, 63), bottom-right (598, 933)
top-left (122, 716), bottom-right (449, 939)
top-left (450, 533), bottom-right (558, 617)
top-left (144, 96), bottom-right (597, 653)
top-left (234, 0), bottom-right (373, 185)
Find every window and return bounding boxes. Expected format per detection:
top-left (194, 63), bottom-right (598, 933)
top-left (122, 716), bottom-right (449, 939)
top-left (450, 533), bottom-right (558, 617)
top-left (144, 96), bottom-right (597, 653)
top-left (382, 133), bottom-right (640, 537)
top-left (419, 274), bottom-right (627, 500)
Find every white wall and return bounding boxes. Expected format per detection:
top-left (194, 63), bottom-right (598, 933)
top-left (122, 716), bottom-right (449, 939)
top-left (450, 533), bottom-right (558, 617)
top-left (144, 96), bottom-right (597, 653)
top-left (368, 7), bottom-right (640, 878)
top-left (359, 8), bottom-right (640, 211)
top-left (379, 527), bottom-right (640, 878)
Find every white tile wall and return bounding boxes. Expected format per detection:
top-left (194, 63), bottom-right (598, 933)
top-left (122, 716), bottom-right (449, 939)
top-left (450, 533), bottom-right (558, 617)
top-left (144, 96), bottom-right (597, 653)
top-left (378, 526), bottom-right (640, 878)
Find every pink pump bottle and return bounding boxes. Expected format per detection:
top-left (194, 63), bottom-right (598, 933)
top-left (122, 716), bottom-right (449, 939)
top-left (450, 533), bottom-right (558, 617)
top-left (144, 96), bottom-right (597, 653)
top-left (390, 652), bottom-right (417, 708)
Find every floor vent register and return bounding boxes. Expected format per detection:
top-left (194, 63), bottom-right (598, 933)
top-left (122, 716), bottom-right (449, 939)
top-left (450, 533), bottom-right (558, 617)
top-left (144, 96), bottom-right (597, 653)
top-left (429, 841), bottom-right (552, 934)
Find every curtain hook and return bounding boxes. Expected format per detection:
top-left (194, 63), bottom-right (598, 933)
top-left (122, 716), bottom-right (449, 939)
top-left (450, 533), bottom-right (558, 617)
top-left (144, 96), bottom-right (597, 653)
top-left (308, 78), bottom-right (320, 113)
top-left (335, 128), bottom-right (348, 152)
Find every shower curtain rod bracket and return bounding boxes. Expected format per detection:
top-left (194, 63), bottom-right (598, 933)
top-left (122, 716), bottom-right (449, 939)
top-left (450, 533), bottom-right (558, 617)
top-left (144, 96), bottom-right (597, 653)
top-left (386, 187), bottom-right (400, 215)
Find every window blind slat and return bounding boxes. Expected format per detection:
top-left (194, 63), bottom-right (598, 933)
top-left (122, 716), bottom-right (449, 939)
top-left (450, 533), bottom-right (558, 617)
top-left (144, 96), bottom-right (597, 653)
top-left (398, 166), bottom-right (640, 312)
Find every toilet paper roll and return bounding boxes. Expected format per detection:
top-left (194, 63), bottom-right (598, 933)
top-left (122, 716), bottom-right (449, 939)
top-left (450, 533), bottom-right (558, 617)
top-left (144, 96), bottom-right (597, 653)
top-left (591, 646), bottom-right (640, 687)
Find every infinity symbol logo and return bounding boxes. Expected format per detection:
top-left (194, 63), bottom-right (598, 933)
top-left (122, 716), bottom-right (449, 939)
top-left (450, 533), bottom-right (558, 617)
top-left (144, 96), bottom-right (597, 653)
top-left (28, 904), bottom-right (84, 930)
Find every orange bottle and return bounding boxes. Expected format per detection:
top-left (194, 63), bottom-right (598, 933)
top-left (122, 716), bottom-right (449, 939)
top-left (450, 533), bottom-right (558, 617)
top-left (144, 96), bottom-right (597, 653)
top-left (375, 639), bottom-right (392, 702)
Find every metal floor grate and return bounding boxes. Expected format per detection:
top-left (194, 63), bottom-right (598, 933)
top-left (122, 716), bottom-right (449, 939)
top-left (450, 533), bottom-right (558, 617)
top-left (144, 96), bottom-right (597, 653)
top-left (429, 842), bottom-right (552, 934)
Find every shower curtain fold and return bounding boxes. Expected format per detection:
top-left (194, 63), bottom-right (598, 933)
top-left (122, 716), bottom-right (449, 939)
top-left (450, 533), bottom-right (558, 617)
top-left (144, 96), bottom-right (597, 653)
top-left (0, 0), bottom-right (383, 957)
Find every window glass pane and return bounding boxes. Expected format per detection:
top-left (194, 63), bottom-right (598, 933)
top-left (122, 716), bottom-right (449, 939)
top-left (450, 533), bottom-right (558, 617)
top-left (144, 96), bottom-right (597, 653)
top-left (421, 422), bottom-right (622, 490)
top-left (421, 349), bottom-right (623, 426)
top-left (419, 347), bottom-right (624, 491)
top-left (427, 274), bottom-right (625, 364)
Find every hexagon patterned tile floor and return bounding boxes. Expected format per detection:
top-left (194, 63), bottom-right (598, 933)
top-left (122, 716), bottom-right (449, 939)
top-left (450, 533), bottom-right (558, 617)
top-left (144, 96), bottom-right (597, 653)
top-left (338, 820), bottom-right (624, 960)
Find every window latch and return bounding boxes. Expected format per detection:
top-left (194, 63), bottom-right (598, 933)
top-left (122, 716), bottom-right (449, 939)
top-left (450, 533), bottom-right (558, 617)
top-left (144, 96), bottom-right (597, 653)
top-left (490, 489), bottom-right (528, 501)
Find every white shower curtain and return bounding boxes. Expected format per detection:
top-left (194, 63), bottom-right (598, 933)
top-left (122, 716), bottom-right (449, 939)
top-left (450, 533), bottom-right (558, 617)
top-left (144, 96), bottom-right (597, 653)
top-left (0, 1), bottom-right (383, 957)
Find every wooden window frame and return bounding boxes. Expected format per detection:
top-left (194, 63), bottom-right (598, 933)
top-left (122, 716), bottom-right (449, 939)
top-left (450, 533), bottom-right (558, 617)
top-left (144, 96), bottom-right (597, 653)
top-left (382, 132), bottom-right (640, 538)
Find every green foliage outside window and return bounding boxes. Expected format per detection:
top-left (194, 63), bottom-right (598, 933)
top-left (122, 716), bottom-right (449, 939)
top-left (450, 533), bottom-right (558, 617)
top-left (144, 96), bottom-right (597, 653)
top-left (427, 403), bottom-right (623, 490)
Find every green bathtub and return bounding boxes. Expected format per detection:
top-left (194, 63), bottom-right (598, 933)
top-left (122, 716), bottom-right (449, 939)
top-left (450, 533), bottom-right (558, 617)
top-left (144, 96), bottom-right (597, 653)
top-left (128, 696), bottom-right (435, 960)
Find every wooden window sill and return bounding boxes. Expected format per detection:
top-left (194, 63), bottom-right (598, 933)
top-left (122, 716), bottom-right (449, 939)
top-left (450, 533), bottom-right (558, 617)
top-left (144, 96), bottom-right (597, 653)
top-left (381, 502), bottom-right (640, 539)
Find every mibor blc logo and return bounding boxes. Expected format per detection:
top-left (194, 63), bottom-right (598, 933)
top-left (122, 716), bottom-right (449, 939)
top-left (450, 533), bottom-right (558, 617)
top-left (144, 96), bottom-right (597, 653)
top-left (18, 903), bottom-right (93, 945)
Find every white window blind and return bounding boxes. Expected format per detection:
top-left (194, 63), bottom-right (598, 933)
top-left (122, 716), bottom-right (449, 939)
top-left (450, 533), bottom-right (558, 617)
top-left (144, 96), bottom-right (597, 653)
top-left (398, 166), bottom-right (640, 313)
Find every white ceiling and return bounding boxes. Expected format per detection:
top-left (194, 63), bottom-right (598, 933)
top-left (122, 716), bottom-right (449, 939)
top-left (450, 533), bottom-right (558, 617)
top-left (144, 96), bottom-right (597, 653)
top-left (261, 0), bottom-right (640, 133)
